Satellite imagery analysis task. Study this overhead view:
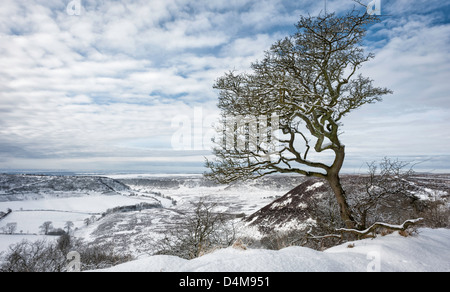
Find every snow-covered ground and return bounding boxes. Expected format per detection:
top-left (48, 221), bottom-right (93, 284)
top-left (93, 228), bottom-right (450, 272)
top-left (0, 194), bottom-right (164, 235)
top-left (70, 176), bottom-right (294, 256)
top-left (115, 175), bottom-right (300, 215)
top-left (0, 174), bottom-right (303, 259)
top-left (1, 173), bottom-right (449, 272)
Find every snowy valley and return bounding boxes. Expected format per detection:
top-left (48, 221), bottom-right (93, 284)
top-left (0, 173), bottom-right (449, 272)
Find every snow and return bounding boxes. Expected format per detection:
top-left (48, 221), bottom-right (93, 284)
top-left (270, 217), bottom-right (316, 233)
top-left (306, 182), bottom-right (324, 192)
top-left (93, 228), bottom-right (450, 272)
top-left (2, 174), bottom-right (449, 272)
top-left (336, 218), bottom-right (424, 235)
top-left (0, 195), bottom-right (161, 235)
top-left (0, 211), bottom-right (88, 234)
top-left (270, 198), bottom-right (292, 209)
top-left (0, 194), bottom-right (159, 214)
top-left (0, 175), bottom-right (292, 256)
top-left (298, 202), bottom-right (307, 209)
top-left (104, 174), bottom-right (204, 179)
top-left (410, 188), bottom-right (448, 201)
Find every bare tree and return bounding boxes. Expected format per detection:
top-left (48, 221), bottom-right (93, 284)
top-left (205, 9), bottom-right (392, 229)
top-left (156, 199), bottom-right (237, 259)
top-left (39, 221), bottom-right (53, 235)
top-left (64, 221), bottom-right (74, 234)
top-left (349, 158), bottom-right (415, 229)
top-left (5, 223), bottom-right (17, 234)
top-left (90, 215), bottom-right (97, 223)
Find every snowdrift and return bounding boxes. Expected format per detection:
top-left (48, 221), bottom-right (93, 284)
top-left (94, 228), bottom-right (450, 272)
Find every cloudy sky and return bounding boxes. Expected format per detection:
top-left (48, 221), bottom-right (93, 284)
top-left (0, 0), bottom-right (449, 174)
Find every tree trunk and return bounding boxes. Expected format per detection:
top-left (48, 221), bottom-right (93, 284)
top-left (327, 146), bottom-right (357, 229)
top-left (327, 173), bottom-right (356, 229)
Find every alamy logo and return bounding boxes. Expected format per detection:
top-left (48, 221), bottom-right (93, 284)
top-left (366, 0), bottom-right (381, 16)
top-left (66, 251), bottom-right (81, 272)
top-left (220, 114), bottom-right (280, 154)
top-left (366, 247), bottom-right (382, 272)
top-left (66, 0), bottom-right (82, 16)
top-left (171, 108), bottom-right (281, 155)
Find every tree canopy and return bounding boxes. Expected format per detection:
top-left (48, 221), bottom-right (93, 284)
top-left (205, 9), bottom-right (392, 229)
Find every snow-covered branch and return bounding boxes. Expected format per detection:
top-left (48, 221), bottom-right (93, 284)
top-left (336, 218), bottom-right (424, 236)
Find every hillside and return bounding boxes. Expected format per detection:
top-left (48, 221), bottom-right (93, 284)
top-left (0, 174), bottom-right (165, 237)
top-left (0, 174), bottom-right (131, 201)
top-left (245, 179), bottom-right (328, 233)
top-left (244, 175), bottom-right (450, 237)
top-left (1, 173), bottom-right (448, 272)
top-left (94, 228), bottom-right (450, 272)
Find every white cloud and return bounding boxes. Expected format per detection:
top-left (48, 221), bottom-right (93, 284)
top-left (343, 10), bottom-right (450, 164)
top-left (0, 0), bottom-right (449, 172)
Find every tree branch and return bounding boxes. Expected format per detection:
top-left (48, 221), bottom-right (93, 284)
top-left (336, 218), bottom-right (424, 236)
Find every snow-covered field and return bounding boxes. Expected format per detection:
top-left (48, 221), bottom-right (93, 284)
top-left (0, 195), bottom-right (165, 235)
top-left (94, 228), bottom-right (450, 272)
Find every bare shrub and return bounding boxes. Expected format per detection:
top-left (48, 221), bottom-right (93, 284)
top-left (259, 230), bottom-right (300, 250)
top-left (0, 235), bottom-right (133, 272)
top-left (0, 239), bottom-right (65, 272)
top-left (419, 196), bottom-right (449, 228)
top-left (346, 158), bottom-right (416, 231)
top-left (79, 243), bottom-right (133, 271)
top-left (155, 199), bottom-right (237, 259)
